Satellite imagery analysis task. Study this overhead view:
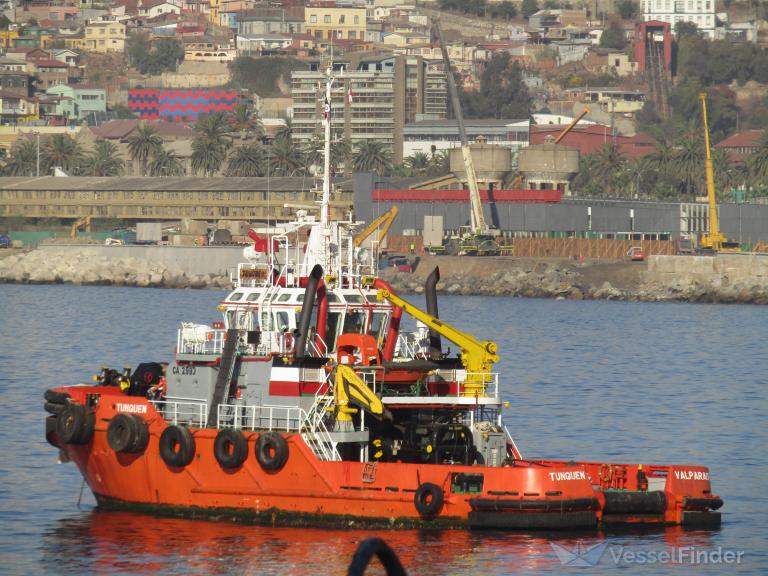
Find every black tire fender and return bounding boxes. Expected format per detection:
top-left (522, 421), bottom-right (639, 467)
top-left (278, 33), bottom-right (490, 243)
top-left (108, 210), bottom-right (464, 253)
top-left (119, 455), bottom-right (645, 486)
top-left (108, 414), bottom-right (150, 454)
top-left (255, 432), bottom-right (288, 471)
top-left (44, 389), bottom-right (70, 404)
top-left (159, 425), bottom-right (195, 467)
top-left (45, 415), bottom-right (59, 447)
top-left (56, 403), bottom-right (94, 445)
top-left (214, 428), bottom-right (248, 469)
top-left (414, 482), bottom-right (444, 518)
top-left (44, 401), bottom-right (66, 415)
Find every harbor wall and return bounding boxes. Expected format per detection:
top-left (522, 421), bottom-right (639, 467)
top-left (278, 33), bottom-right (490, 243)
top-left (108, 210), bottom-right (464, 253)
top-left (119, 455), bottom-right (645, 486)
top-left (647, 254), bottom-right (768, 289)
top-left (37, 245), bottom-right (246, 276)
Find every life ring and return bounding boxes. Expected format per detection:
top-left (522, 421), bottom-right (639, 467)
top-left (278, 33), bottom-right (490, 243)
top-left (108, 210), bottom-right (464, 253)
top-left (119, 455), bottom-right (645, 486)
top-left (214, 428), bottom-right (248, 469)
top-left (159, 425), bottom-right (196, 467)
top-left (414, 482), bottom-right (444, 518)
top-left (108, 413), bottom-right (149, 454)
top-left (255, 432), bottom-right (288, 471)
top-left (56, 403), bottom-right (95, 445)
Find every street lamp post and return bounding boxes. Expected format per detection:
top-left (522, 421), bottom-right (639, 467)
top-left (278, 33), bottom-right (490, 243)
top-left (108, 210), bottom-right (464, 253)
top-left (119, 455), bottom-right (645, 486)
top-left (33, 131), bottom-right (40, 177)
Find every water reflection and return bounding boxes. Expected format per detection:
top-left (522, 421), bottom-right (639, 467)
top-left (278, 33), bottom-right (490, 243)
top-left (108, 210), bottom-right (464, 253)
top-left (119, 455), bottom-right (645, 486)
top-left (40, 510), bottom-right (722, 575)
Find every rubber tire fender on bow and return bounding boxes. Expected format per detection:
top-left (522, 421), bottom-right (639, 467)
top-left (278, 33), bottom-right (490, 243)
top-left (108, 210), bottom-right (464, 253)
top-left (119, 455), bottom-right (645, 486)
top-left (159, 425), bottom-right (195, 467)
top-left (414, 482), bottom-right (444, 518)
top-left (255, 432), bottom-right (288, 471)
top-left (108, 413), bottom-right (150, 454)
top-left (56, 403), bottom-right (95, 445)
top-left (214, 428), bottom-right (248, 469)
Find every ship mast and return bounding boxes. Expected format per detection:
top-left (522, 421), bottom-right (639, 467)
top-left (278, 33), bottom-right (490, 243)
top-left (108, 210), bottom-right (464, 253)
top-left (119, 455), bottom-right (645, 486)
top-left (321, 66), bottom-right (333, 226)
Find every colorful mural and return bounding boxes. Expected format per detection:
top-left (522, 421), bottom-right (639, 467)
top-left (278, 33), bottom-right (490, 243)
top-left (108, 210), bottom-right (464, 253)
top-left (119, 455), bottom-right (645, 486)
top-left (127, 89), bottom-right (242, 120)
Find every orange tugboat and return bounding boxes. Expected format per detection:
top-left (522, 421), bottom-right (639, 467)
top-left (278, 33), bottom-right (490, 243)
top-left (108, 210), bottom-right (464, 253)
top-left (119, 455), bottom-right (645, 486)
top-left (44, 68), bottom-right (722, 530)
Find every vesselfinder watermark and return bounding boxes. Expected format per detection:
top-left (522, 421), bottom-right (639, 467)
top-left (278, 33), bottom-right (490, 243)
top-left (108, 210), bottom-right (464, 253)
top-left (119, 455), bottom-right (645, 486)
top-left (551, 541), bottom-right (745, 567)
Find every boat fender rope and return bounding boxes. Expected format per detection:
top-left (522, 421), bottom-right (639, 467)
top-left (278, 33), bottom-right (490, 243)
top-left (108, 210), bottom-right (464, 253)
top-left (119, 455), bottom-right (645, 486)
top-left (413, 482), bottom-right (444, 518)
top-left (159, 425), bottom-right (196, 467)
top-left (214, 428), bottom-right (248, 469)
top-left (255, 432), bottom-right (288, 471)
top-left (107, 413), bottom-right (149, 454)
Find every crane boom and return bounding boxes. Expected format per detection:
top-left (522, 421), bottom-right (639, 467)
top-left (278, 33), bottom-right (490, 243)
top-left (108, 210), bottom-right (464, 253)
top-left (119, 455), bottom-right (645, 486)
top-left (699, 93), bottom-right (728, 251)
top-left (554, 107), bottom-right (589, 144)
top-left (353, 206), bottom-right (398, 248)
top-left (433, 18), bottom-right (486, 233)
top-left (377, 288), bottom-right (498, 397)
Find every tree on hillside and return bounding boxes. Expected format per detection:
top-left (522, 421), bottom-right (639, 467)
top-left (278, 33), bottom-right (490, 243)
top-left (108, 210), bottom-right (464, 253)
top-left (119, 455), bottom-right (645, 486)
top-left (229, 57), bottom-right (304, 98)
top-left (522, 0), bottom-right (539, 19)
top-left (617, 0), bottom-right (638, 20)
top-left (599, 20), bottom-right (627, 50)
top-left (127, 35), bottom-right (184, 76)
top-left (675, 21), bottom-right (699, 39)
top-left (462, 53), bottom-right (530, 119)
top-left (127, 123), bottom-right (163, 176)
top-left (489, 1), bottom-right (517, 20)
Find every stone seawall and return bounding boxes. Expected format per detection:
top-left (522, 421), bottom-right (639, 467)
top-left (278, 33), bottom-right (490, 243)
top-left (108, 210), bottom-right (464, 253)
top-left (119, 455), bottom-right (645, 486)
top-left (1, 247), bottom-right (767, 304)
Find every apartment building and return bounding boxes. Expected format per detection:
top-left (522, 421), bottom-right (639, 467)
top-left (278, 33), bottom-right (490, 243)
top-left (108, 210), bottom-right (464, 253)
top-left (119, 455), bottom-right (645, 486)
top-left (642, 0), bottom-right (716, 38)
top-left (84, 21), bottom-right (126, 52)
top-left (304, 2), bottom-right (367, 41)
top-left (290, 54), bottom-right (447, 162)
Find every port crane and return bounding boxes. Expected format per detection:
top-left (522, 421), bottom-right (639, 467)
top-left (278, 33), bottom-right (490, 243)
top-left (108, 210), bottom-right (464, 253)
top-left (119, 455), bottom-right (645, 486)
top-left (433, 18), bottom-right (499, 256)
top-left (353, 206), bottom-right (398, 249)
top-left (698, 93), bottom-right (740, 253)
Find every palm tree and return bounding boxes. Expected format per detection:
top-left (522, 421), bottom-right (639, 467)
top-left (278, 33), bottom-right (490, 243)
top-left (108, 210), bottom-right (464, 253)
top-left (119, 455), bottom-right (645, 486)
top-left (274, 118), bottom-right (292, 144)
top-left (41, 134), bottom-right (83, 175)
top-left (225, 143), bottom-right (266, 176)
top-left (405, 152), bottom-right (431, 176)
top-left (712, 147), bottom-right (745, 201)
top-left (428, 149), bottom-right (450, 176)
top-left (331, 138), bottom-right (351, 175)
top-left (3, 139), bottom-right (37, 176)
top-left (191, 112), bottom-right (233, 176)
top-left (588, 144), bottom-right (627, 197)
top-left (148, 148), bottom-right (185, 177)
top-left (81, 140), bottom-right (125, 176)
top-left (268, 137), bottom-right (303, 176)
top-left (353, 140), bottom-right (393, 175)
top-left (746, 131), bottom-right (768, 189)
top-left (127, 123), bottom-right (163, 176)
top-left (673, 135), bottom-right (705, 199)
top-left (229, 104), bottom-right (264, 142)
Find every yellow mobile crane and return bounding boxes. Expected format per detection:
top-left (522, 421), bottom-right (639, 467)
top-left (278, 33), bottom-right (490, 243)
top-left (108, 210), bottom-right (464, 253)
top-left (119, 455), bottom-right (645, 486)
top-left (554, 107), bottom-right (590, 144)
top-left (699, 93), bottom-right (740, 253)
top-left (377, 288), bottom-right (499, 397)
top-left (70, 216), bottom-right (92, 239)
top-left (433, 18), bottom-right (500, 257)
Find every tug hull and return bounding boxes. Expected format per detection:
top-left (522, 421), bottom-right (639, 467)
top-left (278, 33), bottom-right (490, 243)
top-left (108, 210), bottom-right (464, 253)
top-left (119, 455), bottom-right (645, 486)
top-left (49, 387), bottom-right (721, 530)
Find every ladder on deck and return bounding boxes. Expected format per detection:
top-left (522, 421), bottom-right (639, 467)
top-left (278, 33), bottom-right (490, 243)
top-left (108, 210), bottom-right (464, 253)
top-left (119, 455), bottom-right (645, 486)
top-left (300, 392), bottom-right (340, 461)
top-left (207, 328), bottom-right (239, 427)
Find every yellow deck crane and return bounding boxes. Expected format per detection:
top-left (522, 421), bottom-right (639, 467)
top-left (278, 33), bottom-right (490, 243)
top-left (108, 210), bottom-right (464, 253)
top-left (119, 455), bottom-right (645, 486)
top-left (333, 364), bottom-right (389, 426)
top-left (699, 93), bottom-right (740, 253)
top-left (376, 288), bottom-right (499, 397)
top-left (353, 206), bottom-right (398, 249)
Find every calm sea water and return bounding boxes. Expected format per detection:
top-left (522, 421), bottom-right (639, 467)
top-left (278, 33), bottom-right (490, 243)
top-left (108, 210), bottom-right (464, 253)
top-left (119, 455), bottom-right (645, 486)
top-left (0, 284), bottom-right (766, 575)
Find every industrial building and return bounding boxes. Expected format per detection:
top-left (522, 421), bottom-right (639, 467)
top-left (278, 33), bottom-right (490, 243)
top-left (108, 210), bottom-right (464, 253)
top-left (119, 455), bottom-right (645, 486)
top-left (352, 173), bottom-right (768, 245)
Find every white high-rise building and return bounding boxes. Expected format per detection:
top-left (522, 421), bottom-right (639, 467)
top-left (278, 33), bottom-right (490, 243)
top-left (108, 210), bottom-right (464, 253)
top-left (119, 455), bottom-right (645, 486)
top-left (642, 0), bottom-right (716, 38)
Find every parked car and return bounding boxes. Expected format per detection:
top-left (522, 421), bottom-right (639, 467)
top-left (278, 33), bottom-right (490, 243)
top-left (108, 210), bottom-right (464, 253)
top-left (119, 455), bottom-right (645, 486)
top-left (387, 254), bottom-right (413, 273)
top-left (0, 234), bottom-right (10, 248)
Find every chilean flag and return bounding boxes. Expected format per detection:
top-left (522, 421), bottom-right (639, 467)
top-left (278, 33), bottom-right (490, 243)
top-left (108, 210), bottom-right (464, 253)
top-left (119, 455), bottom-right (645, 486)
top-left (347, 87), bottom-right (353, 104)
top-left (322, 98), bottom-right (330, 119)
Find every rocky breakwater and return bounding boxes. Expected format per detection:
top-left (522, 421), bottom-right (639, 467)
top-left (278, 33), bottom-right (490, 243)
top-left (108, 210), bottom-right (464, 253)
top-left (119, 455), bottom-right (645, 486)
top-left (0, 248), bottom-right (232, 289)
top-left (379, 255), bottom-right (768, 304)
